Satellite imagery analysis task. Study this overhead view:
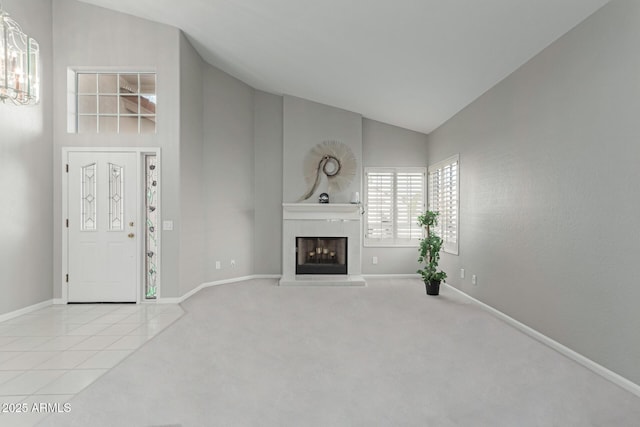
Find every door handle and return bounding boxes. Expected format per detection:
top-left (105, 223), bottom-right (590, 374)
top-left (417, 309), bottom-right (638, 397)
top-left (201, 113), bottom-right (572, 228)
top-left (128, 233), bottom-right (135, 238)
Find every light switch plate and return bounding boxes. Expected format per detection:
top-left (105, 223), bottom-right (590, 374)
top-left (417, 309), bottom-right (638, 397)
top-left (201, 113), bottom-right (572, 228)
top-left (162, 220), bottom-right (174, 231)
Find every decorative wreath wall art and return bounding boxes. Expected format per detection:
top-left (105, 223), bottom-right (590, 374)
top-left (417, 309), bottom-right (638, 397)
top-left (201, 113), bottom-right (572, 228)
top-left (298, 140), bottom-right (357, 202)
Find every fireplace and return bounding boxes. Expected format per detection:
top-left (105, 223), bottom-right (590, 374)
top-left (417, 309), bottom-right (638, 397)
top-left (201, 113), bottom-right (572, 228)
top-left (296, 237), bottom-right (347, 275)
top-left (280, 203), bottom-right (365, 286)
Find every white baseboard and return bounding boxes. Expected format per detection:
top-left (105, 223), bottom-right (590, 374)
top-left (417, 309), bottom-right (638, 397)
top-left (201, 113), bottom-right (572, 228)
top-left (157, 275), bottom-right (282, 304)
top-left (253, 274), bottom-right (282, 280)
top-left (363, 273), bottom-right (421, 279)
top-left (0, 299), bottom-right (53, 323)
top-left (443, 283), bottom-right (640, 398)
top-left (155, 297), bottom-right (182, 304)
top-left (53, 298), bottom-right (66, 305)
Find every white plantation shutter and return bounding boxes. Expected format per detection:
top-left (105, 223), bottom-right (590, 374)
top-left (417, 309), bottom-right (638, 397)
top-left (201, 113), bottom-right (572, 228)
top-left (428, 155), bottom-right (459, 255)
top-left (365, 167), bottom-right (425, 246)
top-left (365, 170), bottom-right (394, 240)
top-left (396, 172), bottom-right (425, 240)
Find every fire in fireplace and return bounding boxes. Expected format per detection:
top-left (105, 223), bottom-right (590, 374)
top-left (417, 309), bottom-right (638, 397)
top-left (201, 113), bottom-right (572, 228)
top-left (296, 237), bottom-right (348, 275)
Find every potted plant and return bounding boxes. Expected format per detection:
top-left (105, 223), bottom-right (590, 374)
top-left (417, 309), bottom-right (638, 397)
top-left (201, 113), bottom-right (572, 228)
top-left (417, 211), bottom-right (447, 295)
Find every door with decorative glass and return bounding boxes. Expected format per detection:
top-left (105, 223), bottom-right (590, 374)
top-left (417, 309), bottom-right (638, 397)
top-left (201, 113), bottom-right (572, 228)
top-left (67, 152), bottom-right (139, 302)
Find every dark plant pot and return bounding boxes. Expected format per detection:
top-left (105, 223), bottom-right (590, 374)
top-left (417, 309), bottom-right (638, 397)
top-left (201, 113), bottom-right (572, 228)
top-left (425, 280), bottom-right (441, 296)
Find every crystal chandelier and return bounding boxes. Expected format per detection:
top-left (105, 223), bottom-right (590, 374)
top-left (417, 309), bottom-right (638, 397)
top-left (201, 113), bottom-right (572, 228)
top-left (0, 4), bottom-right (40, 105)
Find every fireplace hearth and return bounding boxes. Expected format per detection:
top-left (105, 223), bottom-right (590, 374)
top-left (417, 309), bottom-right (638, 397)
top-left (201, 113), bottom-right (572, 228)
top-left (296, 237), bottom-right (347, 275)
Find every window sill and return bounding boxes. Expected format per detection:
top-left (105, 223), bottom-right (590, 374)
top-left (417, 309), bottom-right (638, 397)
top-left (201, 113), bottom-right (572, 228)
top-left (364, 242), bottom-right (420, 248)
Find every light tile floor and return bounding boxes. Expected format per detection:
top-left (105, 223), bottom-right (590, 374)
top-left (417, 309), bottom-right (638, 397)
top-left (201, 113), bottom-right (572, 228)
top-left (0, 303), bottom-right (183, 427)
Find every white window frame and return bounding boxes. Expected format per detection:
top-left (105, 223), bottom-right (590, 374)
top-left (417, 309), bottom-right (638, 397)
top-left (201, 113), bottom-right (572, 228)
top-left (364, 167), bottom-right (426, 247)
top-left (69, 70), bottom-right (157, 134)
top-left (428, 154), bottom-right (459, 255)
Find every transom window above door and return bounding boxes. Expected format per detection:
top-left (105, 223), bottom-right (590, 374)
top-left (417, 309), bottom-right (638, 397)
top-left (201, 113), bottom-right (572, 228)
top-left (75, 72), bottom-right (156, 134)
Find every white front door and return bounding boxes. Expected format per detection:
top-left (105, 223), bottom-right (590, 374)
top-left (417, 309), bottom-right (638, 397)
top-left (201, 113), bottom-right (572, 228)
top-left (67, 151), bottom-right (139, 302)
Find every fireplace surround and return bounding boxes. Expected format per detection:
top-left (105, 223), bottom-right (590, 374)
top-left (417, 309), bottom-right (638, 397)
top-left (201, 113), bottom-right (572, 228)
top-left (280, 203), bottom-right (365, 286)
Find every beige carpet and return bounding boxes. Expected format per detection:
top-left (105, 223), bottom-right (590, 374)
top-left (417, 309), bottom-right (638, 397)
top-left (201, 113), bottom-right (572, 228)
top-left (37, 278), bottom-right (640, 426)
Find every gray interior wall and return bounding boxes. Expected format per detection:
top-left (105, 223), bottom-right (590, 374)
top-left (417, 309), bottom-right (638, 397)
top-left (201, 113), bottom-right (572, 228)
top-left (362, 119), bottom-right (428, 274)
top-left (52, 0), bottom-right (182, 298)
top-left (253, 91), bottom-right (283, 274)
top-left (178, 33), bottom-right (205, 295)
top-left (202, 66), bottom-right (255, 280)
top-left (283, 95), bottom-right (362, 204)
top-left (0, 0), bottom-right (53, 315)
top-left (1, 1), bottom-right (442, 315)
top-left (427, 0), bottom-right (640, 385)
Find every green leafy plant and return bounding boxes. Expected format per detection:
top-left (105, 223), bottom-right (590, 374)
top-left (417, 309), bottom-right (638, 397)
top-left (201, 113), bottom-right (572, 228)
top-left (417, 211), bottom-right (447, 283)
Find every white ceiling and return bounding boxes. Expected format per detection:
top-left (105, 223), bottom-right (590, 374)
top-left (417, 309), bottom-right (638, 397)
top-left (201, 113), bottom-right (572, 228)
top-left (78, 0), bottom-right (609, 134)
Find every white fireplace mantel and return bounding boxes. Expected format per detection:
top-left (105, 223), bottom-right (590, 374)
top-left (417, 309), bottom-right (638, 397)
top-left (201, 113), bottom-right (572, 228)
top-left (280, 203), bottom-right (366, 286)
top-left (282, 203), bottom-right (361, 220)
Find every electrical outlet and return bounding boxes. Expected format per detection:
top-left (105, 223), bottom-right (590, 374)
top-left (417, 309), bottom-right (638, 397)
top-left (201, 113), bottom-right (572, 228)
top-left (215, 261), bottom-right (221, 270)
top-left (472, 275), bottom-right (477, 285)
top-left (230, 260), bottom-right (236, 268)
top-left (460, 268), bottom-right (465, 279)
top-left (372, 256), bottom-right (378, 265)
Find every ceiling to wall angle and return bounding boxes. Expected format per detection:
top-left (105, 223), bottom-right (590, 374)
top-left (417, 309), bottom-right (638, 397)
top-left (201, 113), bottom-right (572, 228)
top-left (77, 0), bottom-right (610, 134)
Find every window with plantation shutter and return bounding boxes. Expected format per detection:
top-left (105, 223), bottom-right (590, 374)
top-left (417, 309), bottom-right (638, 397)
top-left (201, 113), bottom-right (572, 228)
top-left (364, 167), bottom-right (426, 247)
top-left (365, 170), bottom-right (394, 241)
top-left (428, 155), bottom-right (459, 255)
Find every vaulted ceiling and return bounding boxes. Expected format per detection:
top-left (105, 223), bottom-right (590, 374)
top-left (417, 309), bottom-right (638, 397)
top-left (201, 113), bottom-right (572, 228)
top-left (78, 0), bottom-right (610, 134)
